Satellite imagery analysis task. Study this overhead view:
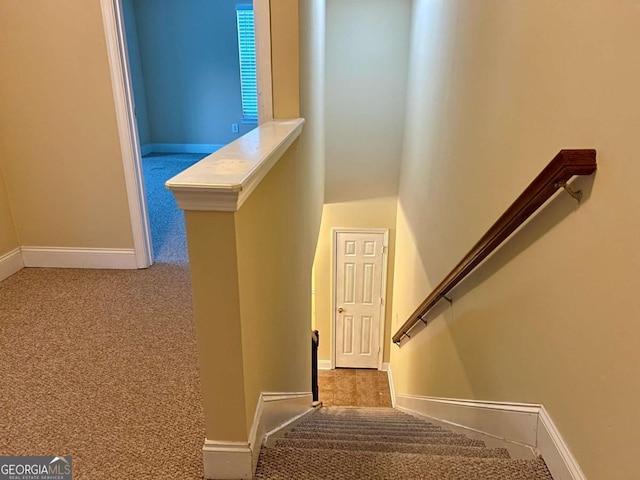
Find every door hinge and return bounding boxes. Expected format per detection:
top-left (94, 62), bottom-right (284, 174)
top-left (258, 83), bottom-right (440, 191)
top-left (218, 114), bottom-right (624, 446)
top-left (382, 246), bottom-right (388, 254)
top-left (380, 297), bottom-right (384, 305)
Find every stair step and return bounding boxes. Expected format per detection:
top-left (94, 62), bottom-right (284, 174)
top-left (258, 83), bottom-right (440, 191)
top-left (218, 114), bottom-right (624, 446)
top-left (296, 423), bottom-right (444, 435)
top-left (315, 411), bottom-right (408, 419)
top-left (315, 407), bottom-right (403, 416)
top-left (255, 447), bottom-right (553, 480)
top-left (299, 419), bottom-right (443, 429)
top-left (274, 438), bottom-right (511, 459)
top-left (291, 425), bottom-right (467, 438)
top-left (284, 430), bottom-right (486, 447)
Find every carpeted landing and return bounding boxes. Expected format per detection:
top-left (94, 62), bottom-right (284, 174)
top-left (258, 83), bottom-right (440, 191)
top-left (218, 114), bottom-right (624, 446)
top-left (0, 264), bottom-right (204, 479)
top-left (142, 152), bottom-right (208, 264)
top-left (255, 407), bottom-right (554, 480)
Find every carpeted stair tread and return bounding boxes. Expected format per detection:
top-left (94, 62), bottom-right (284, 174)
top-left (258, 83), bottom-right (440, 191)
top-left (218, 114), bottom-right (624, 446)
top-left (256, 407), bottom-right (554, 479)
top-left (255, 447), bottom-right (554, 480)
top-left (302, 421), bottom-right (439, 429)
top-left (301, 418), bottom-right (442, 427)
top-left (274, 438), bottom-right (512, 458)
top-left (284, 430), bottom-right (486, 446)
top-left (314, 407), bottom-right (407, 417)
top-left (314, 412), bottom-right (415, 418)
top-left (291, 425), bottom-right (468, 438)
top-left (292, 424), bottom-right (452, 435)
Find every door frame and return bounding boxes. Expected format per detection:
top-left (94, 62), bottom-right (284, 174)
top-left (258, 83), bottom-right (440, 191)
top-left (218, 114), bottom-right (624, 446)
top-left (331, 228), bottom-right (389, 371)
top-left (100, 0), bottom-right (152, 268)
top-left (99, 0), bottom-right (274, 268)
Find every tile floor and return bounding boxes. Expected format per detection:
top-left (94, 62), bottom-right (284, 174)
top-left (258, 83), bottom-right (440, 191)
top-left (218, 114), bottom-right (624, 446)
top-left (318, 368), bottom-right (392, 407)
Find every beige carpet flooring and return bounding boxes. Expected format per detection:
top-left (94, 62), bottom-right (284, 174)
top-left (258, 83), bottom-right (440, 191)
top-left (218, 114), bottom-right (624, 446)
top-left (0, 265), bottom-right (205, 479)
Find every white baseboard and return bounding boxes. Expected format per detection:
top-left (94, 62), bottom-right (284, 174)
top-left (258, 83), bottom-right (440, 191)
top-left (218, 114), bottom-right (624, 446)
top-left (394, 393), bottom-right (584, 480)
top-left (141, 143), bottom-right (223, 155)
top-left (202, 440), bottom-right (252, 480)
top-left (537, 405), bottom-right (586, 480)
top-left (396, 394), bottom-right (539, 446)
top-left (21, 247), bottom-right (138, 269)
top-left (0, 248), bottom-right (24, 282)
top-left (203, 391), bottom-right (314, 480)
top-left (318, 361), bottom-right (389, 371)
top-left (381, 362), bottom-right (396, 408)
top-left (318, 360), bottom-right (332, 370)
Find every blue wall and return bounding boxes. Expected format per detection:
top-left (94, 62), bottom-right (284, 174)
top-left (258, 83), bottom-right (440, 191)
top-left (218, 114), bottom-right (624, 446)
top-left (126, 0), bottom-right (254, 148)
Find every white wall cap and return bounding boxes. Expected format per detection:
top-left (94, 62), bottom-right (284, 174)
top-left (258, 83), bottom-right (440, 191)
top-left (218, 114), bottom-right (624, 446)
top-left (166, 119), bottom-right (304, 212)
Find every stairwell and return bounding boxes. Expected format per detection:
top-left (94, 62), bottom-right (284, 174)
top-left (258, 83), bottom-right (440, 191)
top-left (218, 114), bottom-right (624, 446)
top-left (255, 407), bottom-right (554, 479)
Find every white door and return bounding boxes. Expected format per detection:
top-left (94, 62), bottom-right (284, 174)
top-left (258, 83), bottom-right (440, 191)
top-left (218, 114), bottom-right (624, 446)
top-left (334, 231), bottom-right (386, 369)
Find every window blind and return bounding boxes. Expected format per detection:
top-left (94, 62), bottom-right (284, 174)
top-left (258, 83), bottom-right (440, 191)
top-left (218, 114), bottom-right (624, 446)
top-left (236, 6), bottom-right (258, 121)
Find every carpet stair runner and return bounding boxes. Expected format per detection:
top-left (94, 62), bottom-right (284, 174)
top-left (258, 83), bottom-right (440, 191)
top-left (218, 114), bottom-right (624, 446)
top-left (255, 407), bottom-right (554, 479)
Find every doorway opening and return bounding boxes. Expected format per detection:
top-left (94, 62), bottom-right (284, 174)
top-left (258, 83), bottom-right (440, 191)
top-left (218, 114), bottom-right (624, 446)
top-left (118, 0), bottom-right (257, 264)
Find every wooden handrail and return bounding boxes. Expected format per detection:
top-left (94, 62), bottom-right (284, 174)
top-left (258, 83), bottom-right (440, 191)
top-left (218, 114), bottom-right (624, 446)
top-left (392, 149), bottom-right (597, 345)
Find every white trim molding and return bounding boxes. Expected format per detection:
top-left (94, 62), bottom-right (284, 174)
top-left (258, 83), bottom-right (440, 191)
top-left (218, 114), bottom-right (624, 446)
top-left (0, 248), bottom-right (24, 282)
top-left (203, 391), bottom-right (315, 480)
top-left (100, 0), bottom-right (152, 268)
top-left (202, 440), bottom-right (252, 480)
top-left (250, 392), bottom-right (315, 468)
top-left (537, 405), bottom-right (587, 480)
top-left (21, 247), bottom-right (138, 270)
top-left (318, 360), bottom-right (332, 370)
top-left (166, 119), bottom-right (304, 212)
top-left (381, 363), bottom-right (396, 408)
top-left (395, 394), bottom-right (585, 480)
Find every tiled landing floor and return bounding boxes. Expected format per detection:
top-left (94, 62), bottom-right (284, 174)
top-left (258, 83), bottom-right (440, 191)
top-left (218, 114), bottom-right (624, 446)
top-left (318, 368), bottom-right (392, 407)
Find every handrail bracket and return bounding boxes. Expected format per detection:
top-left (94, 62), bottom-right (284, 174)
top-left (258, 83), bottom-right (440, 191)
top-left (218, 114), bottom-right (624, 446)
top-left (440, 294), bottom-right (453, 305)
top-left (555, 181), bottom-right (583, 203)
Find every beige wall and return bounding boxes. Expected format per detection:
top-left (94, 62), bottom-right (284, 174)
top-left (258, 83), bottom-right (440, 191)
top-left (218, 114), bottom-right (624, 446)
top-left (324, 0), bottom-right (411, 203)
top-left (0, 162), bottom-right (18, 256)
top-left (313, 197), bottom-right (397, 364)
top-left (390, 1), bottom-right (640, 479)
top-left (236, 138), bottom-right (323, 432)
top-left (271, 0), bottom-right (301, 119)
top-left (185, 210), bottom-right (248, 441)
top-left (0, 1), bottom-right (133, 249)
top-left (301, 0), bottom-right (326, 359)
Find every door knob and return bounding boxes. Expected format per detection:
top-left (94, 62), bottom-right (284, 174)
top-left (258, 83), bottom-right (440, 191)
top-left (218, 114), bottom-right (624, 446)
top-left (337, 307), bottom-right (344, 313)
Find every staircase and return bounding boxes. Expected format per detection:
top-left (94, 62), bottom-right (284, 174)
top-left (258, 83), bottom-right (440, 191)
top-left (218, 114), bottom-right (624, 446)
top-left (255, 407), bottom-right (554, 479)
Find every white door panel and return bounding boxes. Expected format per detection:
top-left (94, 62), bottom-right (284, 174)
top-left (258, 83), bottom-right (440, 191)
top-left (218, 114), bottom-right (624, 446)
top-left (335, 231), bottom-right (385, 369)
